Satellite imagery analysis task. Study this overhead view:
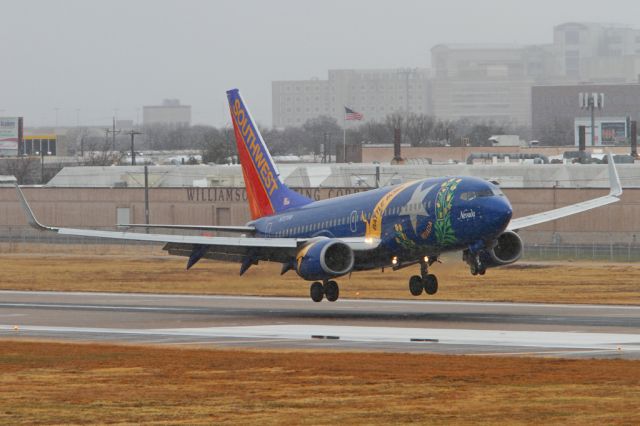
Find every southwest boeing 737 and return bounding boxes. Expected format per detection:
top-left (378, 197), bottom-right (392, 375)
top-left (16, 89), bottom-right (623, 302)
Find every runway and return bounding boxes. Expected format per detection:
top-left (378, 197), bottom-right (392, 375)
top-left (2, 290), bottom-right (640, 358)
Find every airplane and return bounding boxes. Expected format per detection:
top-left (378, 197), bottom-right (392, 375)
top-left (15, 89), bottom-right (623, 303)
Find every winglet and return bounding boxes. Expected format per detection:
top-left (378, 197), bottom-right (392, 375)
top-left (606, 153), bottom-right (623, 197)
top-left (14, 184), bottom-right (57, 232)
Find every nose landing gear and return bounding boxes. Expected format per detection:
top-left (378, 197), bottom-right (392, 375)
top-left (463, 249), bottom-right (487, 276)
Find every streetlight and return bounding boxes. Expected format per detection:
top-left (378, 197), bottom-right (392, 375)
top-left (36, 150), bottom-right (52, 184)
top-left (579, 92), bottom-right (604, 146)
top-left (125, 130), bottom-right (143, 165)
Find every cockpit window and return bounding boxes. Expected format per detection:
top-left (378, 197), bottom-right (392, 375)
top-left (492, 187), bottom-right (504, 196)
top-left (460, 189), bottom-right (494, 201)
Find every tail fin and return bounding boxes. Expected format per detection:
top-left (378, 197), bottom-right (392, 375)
top-left (227, 89), bottom-right (312, 219)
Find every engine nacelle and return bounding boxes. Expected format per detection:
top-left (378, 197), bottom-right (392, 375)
top-left (296, 238), bottom-right (355, 281)
top-left (478, 230), bottom-right (523, 268)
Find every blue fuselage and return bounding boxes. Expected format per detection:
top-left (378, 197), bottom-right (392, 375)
top-left (250, 176), bottom-right (513, 271)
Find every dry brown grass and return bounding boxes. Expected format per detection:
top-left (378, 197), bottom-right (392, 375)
top-left (0, 340), bottom-right (639, 424)
top-left (1, 252), bottom-right (639, 304)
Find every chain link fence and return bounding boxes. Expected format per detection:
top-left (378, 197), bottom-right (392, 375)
top-left (0, 227), bottom-right (164, 256)
top-left (522, 243), bottom-right (640, 262)
top-left (1, 227), bottom-right (639, 262)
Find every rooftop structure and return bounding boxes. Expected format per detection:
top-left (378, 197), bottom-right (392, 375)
top-left (143, 99), bottom-right (191, 128)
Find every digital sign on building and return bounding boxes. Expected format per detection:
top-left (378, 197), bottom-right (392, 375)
top-left (574, 117), bottom-right (629, 146)
top-left (0, 117), bottom-right (23, 155)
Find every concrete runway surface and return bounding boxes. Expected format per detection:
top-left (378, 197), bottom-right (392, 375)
top-left (2, 290), bottom-right (640, 358)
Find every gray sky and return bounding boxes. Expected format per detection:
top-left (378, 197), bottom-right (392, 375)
top-left (2, 0), bottom-right (639, 128)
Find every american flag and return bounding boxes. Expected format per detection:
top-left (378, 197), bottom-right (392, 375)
top-left (344, 106), bottom-right (363, 121)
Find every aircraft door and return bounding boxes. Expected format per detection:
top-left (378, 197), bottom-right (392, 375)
top-left (349, 210), bottom-right (358, 233)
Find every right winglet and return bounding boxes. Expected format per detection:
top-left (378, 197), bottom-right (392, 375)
top-left (14, 184), bottom-right (57, 232)
top-left (507, 154), bottom-right (623, 231)
top-left (607, 153), bottom-right (623, 197)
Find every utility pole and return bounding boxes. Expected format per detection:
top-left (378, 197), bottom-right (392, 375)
top-left (40, 149), bottom-right (45, 184)
top-left (107, 116), bottom-right (121, 151)
top-left (144, 165), bottom-right (150, 232)
top-left (322, 132), bottom-right (328, 163)
top-left (125, 130), bottom-right (143, 165)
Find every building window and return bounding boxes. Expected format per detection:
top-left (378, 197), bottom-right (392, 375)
top-left (565, 51), bottom-right (580, 78)
top-left (565, 30), bottom-right (580, 44)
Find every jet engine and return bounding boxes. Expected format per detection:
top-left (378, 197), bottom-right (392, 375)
top-left (465, 230), bottom-right (523, 271)
top-left (296, 238), bottom-right (355, 281)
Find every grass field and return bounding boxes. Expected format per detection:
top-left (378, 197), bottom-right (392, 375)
top-left (2, 251), bottom-right (640, 423)
top-left (1, 253), bottom-right (639, 304)
top-left (1, 340), bottom-right (639, 424)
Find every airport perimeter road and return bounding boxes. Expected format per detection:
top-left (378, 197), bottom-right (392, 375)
top-left (2, 291), bottom-right (640, 359)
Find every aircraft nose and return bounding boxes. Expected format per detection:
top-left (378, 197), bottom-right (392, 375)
top-left (486, 197), bottom-right (512, 231)
top-left (497, 199), bottom-right (513, 229)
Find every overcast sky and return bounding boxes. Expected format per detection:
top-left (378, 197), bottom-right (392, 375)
top-left (2, 0), bottom-right (639, 128)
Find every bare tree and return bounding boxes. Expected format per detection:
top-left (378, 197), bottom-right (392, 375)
top-left (2, 157), bottom-right (40, 184)
top-left (301, 115), bottom-right (341, 157)
top-left (82, 139), bottom-right (123, 166)
top-left (385, 112), bottom-right (404, 134)
top-left (404, 113), bottom-right (436, 146)
top-left (202, 127), bottom-right (237, 164)
top-left (357, 121), bottom-right (392, 145)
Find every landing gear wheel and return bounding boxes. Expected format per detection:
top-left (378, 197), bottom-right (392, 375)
top-left (470, 254), bottom-right (487, 276)
top-left (310, 282), bottom-right (324, 302)
top-left (424, 274), bottom-right (438, 295)
top-left (409, 275), bottom-right (423, 296)
top-left (324, 280), bottom-right (339, 302)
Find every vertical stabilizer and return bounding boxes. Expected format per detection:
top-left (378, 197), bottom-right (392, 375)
top-left (227, 89), bottom-right (312, 219)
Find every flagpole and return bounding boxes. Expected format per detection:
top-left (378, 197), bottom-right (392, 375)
top-left (342, 106), bottom-right (347, 163)
top-left (343, 124), bottom-right (346, 163)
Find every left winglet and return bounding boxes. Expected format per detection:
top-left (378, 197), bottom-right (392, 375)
top-left (15, 184), bottom-right (58, 232)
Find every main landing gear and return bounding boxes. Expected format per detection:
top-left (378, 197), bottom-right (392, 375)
top-left (408, 260), bottom-right (438, 296)
top-left (310, 280), bottom-right (340, 302)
